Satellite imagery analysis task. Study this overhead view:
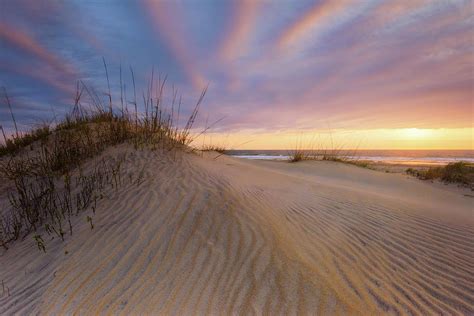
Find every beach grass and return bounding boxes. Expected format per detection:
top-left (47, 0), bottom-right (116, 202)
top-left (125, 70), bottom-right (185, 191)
top-left (287, 138), bottom-right (367, 167)
top-left (406, 161), bottom-right (474, 187)
top-left (200, 144), bottom-right (227, 154)
top-left (0, 69), bottom-right (206, 251)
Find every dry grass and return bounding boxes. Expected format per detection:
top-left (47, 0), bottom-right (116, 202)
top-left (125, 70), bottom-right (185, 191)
top-left (288, 150), bottom-right (305, 162)
top-left (287, 135), bottom-right (363, 166)
top-left (0, 125), bottom-right (51, 157)
top-left (288, 136), bottom-right (312, 162)
top-left (0, 67), bottom-right (207, 251)
top-left (406, 162), bottom-right (474, 187)
top-left (201, 145), bottom-right (227, 154)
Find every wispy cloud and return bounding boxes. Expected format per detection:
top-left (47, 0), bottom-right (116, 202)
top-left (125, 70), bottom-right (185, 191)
top-left (219, 0), bottom-right (260, 62)
top-left (0, 22), bottom-right (76, 77)
top-left (276, 0), bottom-right (348, 50)
top-left (0, 62), bottom-right (75, 96)
top-left (140, 0), bottom-right (206, 90)
top-left (0, 0), bottom-right (472, 142)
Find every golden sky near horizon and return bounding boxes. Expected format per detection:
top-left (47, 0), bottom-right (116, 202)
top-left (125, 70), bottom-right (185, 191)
top-left (196, 128), bottom-right (473, 150)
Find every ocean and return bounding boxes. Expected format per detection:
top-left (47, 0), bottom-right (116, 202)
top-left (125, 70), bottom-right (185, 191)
top-left (226, 150), bottom-right (474, 166)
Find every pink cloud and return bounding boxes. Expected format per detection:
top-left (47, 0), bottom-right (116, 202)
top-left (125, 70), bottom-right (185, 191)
top-left (0, 63), bottom-right (76, 97)
top-left (141, 0), bottom-right (206, 90)
top-left (219, 0), bottom-right (260, 62)
top-left (0, 22), bottom-right (77, 77)
top-left (276, 0), bottom-right (348, 50)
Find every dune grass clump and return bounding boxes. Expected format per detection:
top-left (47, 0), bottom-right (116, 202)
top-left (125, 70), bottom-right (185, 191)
top-left (0, 125), bottom-right (51, 157)
top-left (406, 161), bottom-right (474, 187)
top-left (289, 150), bottom-right (371, 168)
top-left (287, 142), bottom-right (366, 166)
top-left (0, 66), bottom-right (207, 251)
top-left (288, 138), bottom-right (311, 162)
top-left (201, 145), bottom-right (227, 154)
top-left (0, 139), bottom-right (130, 251)
top-left (287, 133), bottom-right (362, 164)
top-left (288, 148), bottom-right (344, 163)
top-left (289, 150), bottom-right (305, 162)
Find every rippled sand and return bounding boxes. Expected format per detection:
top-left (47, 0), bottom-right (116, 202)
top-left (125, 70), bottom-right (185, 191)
top-left (0, 148), bottom-right (473, 315)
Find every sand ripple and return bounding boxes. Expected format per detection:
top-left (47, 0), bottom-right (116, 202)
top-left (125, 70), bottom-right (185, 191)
top-left (0, 149), bottom-right (473, 315)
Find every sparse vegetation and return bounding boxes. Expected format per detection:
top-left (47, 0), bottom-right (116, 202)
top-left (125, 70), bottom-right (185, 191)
top-left (287, 133), bottom-right (363, 164)
top-left (406, 161), bottom-right (474, 187)
top-left (0, 124), bottom-right (51, 157)
top-left (1, 280), bottom-right (10, 297)
top-left (0, 65), bottom-right (207, 251)
top-left (287, 140), bottom-right (367, 167)
top-left (288, 149), bottom-right (372, 169)
top-left (201, 144), bottom-right (227, 154)
top-left (289, 150), bottom-right (305, 162)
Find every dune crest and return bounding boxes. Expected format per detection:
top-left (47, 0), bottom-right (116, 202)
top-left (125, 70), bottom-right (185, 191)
top-left (1, 148), bottom-right (473, 315)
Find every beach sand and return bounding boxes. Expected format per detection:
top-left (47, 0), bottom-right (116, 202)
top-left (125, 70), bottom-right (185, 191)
top-left (0, 147), bottom-right (473, 315)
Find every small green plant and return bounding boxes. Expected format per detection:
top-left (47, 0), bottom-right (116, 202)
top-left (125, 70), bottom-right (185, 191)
top-left (86, 216), bottom-right (94, 230)
top-left (33, 234), bottom-right (46, 252)
top-left (135, 165), bottom-right (147, 186)
top-left (1, 280), bottom-right (10, 297)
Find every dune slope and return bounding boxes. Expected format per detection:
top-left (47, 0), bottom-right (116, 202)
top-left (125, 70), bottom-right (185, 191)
top-left (0, 149), bottom-right (473, 315)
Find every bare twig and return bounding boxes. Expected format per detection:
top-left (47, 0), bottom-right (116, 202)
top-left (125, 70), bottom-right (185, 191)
top-left (102, 57), bottom-right (112, 115)
top-left (2, 87), bottom-right (19, 138)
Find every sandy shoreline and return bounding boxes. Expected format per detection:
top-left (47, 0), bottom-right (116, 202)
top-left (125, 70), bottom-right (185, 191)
top-left (1, 148), bottom-right (473, 314)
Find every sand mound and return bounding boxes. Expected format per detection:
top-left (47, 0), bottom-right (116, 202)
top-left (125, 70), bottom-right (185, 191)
top-left (0, 148), bottom-right (473, 315)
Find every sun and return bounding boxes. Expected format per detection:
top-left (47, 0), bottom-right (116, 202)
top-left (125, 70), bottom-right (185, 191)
top-left (401, 128), bottom-right (432, 139)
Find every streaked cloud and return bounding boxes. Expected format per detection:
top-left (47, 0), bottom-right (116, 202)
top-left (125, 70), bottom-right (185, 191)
top-left (219, 0), bottom-right (260, 62)
top-left (276, 0), bottom-right (349, 50)
top-left (0, 22), bottom-right (76, 77)
top-left (0, 0), bottom-right (472, 148)
top-left (0, 63), bottom-right (75, 96)
top-left (140, 0), bottom-right (206, 90)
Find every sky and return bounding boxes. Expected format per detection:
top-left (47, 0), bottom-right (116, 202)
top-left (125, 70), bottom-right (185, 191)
top-left (0, 0), bottom-right (472, 149)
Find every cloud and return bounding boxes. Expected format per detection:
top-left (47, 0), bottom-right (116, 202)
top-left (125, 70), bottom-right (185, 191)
top-left (0, 0), bottom-right (472, 140)
top-left (276, 0), bottom-right (348, 50)
top-left (0, 62), bottom-right (76, 97)
top-left (140, 0), bottom-right (206, 90)
top-left (219, 0), bottom-right (260, 62)
top-left (0, 22), bottom-right (76, 77)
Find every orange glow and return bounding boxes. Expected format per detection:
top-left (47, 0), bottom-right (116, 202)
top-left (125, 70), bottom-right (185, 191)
top-left (193, 128), bottom-right (473, 150)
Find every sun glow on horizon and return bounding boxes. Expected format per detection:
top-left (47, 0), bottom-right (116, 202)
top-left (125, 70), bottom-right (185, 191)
top-left (194, 128), bottom-right (473, 150)
top-left (400, 128), bottom-right (433, 139)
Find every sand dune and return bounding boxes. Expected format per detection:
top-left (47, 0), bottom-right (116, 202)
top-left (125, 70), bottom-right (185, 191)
top-left (0, 148), bottom-right (473, 315)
